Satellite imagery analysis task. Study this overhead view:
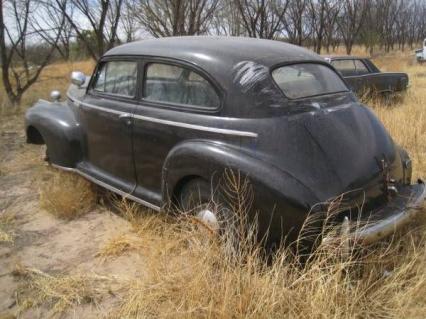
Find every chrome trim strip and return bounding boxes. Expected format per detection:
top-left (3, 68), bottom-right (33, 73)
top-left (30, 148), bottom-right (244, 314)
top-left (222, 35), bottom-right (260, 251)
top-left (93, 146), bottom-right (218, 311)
top-left (51, 163), bottom-right (161, 211)
top-left (132, 113), bottom-right (258, 137)
top-left (66, 93), bottom-right (258, 138)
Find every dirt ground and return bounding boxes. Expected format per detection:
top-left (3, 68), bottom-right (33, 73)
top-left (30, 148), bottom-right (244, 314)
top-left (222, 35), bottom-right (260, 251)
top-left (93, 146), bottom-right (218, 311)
top-left (0, 115), bottom-right (145, 318)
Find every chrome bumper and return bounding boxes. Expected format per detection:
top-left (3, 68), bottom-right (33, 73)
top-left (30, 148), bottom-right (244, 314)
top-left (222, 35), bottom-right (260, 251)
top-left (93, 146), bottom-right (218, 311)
top-left (350, 180), bottom-right (426, 245)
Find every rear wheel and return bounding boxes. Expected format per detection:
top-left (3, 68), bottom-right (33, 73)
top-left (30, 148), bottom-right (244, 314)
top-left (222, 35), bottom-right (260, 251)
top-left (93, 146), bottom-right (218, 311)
top-left (179, 179), bottom-right (221, 232)
top-left (179, 178), bottom-right (240, 236)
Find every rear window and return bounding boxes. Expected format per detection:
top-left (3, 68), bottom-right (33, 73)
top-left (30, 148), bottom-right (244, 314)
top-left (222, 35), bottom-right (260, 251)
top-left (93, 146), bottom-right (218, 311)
top-left (272, 63), bottom-right (348, 99)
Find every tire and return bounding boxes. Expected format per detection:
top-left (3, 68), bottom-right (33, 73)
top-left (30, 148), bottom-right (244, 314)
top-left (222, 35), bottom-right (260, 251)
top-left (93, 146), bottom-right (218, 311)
top-left (179, 178), bottom-right (230, 234)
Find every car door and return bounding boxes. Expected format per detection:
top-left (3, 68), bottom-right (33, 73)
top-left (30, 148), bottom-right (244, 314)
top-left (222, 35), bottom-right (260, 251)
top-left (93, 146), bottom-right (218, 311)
top-left (352, 59), bottom-right (378, 93)
top-left (77, 58), bottom-right (139, 194)
top-left (331, 59), bottom-right (362, 93)
top-left (131, 60), bottom-right (222, 206)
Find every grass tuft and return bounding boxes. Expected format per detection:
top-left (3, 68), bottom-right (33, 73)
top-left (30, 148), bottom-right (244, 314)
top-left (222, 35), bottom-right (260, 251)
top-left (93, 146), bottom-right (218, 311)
top-left (39, 168), bottom-right (97, 220)
top-left (97, 233), bottom-right (144, 260)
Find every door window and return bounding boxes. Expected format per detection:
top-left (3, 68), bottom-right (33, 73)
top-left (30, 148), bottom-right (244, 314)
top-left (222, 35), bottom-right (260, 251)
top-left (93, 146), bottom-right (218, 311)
top-left (332, 59), bottom-right (370, 76)
top-left (353, 60), bottom-right (369, 75)
top-left (331, 59), bottom-right (357, 76)
top-left (93, 61), bottom-right (138, 97)
top-left (143, 63), bottom-right (220, 109)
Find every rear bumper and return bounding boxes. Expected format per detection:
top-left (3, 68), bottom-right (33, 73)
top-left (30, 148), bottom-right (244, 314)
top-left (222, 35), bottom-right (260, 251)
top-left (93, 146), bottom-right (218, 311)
top-left (350, 180), bottom-right (426, 245)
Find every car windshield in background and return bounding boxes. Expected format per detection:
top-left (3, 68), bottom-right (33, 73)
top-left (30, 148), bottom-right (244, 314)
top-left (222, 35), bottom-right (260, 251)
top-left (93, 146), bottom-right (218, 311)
top-left (272, 63), bottom-right (348, 99)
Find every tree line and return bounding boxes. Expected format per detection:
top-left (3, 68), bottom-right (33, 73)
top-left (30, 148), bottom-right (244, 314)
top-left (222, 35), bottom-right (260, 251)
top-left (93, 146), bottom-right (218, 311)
top-left (1, 0), bottom-right (426, 105)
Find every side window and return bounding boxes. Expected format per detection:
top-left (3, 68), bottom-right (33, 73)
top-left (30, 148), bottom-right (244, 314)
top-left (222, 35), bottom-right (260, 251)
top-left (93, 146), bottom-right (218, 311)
top-left (143, 63), bottom-right (220, 109)
top-left (331, 59), bottom-right (356, 76)
top-left (354, 60), bottom-right (369, 75)
top-left (93, 61), bottom-right (137, 97)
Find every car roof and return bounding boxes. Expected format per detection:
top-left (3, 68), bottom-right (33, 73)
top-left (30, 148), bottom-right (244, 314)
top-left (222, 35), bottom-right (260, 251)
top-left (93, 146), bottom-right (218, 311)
top-left (105, 36), bottom-right (320, 63)
top-left (104, 36), bottom-right (322, 77)
top-left (104, 37), bottom-right (339, 116)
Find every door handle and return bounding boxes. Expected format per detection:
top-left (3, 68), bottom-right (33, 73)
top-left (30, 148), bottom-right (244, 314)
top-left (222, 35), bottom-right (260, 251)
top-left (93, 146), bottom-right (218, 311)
top-left (119, 113), bottom-right (132, 126)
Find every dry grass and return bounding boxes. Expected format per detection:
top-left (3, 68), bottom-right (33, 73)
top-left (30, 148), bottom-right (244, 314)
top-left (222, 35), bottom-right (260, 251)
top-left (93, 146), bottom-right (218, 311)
top-left (0, 211), bottom-right (15, 243)
top-left (367, 56), bottom-right (426, 178)
top-left (4, 50), bottom-right (426, 318)
top-left (38, 167), bottom-right (97, 220)
top-left (20, 200), bottom-right (426, 318)
top-left (97, 233), bottom-right (145, 260)
top-left (14, 265), bottom-right (117, 315)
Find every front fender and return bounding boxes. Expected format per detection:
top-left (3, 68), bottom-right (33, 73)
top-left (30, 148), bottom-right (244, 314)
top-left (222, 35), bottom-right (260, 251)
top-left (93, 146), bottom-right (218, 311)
top-left (25, 100), bottom-right (82, 167)
top-left (162, 140), bottom-right (320, 243)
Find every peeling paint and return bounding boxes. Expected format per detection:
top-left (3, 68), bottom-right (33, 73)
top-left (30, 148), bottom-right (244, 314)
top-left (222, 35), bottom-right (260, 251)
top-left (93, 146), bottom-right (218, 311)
top-left (233, 61), bottom-right (270, 93)
top-left (232, 60), bottom-right (284, 108)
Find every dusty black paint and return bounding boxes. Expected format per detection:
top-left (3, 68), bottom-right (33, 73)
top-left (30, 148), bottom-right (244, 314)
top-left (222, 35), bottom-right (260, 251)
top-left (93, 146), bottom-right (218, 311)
top-left (25, 37), bottom-right (424, 246)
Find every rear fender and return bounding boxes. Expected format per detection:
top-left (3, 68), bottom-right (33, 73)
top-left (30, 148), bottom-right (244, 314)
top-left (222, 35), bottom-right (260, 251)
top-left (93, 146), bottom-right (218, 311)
top-left (25, 99), bottom-right (82, 168)
top-left (162, 140), bottom-right (319, 242)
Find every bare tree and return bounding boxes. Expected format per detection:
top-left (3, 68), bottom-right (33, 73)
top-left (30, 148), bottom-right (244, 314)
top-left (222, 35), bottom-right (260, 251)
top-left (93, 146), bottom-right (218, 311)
top-left (308, 0), bottom-right (339, 53)
top-left (211, 1), bottom-right (245, 36)
top-left (336, 0), bottom-right (368, 54)
top-left (136, 0), bottom-right (220, 37)
top-left (31, 0), bottom-right (74, 60)
top-left (121, 0), bottom-right (140, 42)
top-left (0, 0), bottom-right (64, 106)
top-left (234, 0), bottom-right (289, 39)
top-left (323, 0), bottom-right (340, 52)
top-left (283, 0), bottom-right (309, 45)
top-left (54, 0), bottom-right (123, 60)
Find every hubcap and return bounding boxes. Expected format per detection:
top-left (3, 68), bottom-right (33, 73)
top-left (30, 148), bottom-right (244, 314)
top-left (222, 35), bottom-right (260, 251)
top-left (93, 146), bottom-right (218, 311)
top-left (196, 208), bottom-right (219, 231)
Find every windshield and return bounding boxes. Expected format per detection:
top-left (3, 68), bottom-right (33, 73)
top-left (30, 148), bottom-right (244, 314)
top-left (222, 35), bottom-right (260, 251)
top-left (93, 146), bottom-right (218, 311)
top-left (272, 63), bottom-right (348, 99)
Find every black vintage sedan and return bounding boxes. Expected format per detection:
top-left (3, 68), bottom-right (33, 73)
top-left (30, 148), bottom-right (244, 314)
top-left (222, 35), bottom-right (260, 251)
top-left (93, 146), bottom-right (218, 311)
top-left (25, 37), bottom-right (424, 246)
top-left (324, 56), bottom-right (409, 97)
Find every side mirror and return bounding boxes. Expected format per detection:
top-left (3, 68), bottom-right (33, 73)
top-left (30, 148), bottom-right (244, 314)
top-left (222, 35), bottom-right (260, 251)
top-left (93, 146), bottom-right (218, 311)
top-left (50, 90), bottom-right (61, 102)
top-left (71, 71), bottom-right (86, 87)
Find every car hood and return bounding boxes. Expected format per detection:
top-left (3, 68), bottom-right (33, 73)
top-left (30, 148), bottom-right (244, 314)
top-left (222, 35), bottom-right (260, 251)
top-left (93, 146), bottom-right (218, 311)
top-left (258, 102), bottom-right (404, 204)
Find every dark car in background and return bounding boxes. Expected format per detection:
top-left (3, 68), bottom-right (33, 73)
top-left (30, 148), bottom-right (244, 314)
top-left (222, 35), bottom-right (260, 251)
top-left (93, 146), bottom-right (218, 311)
top-left (25, 37), bottom-right (425, 247)
top-left (324, 56), bottom-right (409, 97)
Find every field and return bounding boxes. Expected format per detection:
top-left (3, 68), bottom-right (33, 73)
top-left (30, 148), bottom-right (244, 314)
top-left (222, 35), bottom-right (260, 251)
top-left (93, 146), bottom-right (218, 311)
top-left (0, 49), bottom-right (426, 318)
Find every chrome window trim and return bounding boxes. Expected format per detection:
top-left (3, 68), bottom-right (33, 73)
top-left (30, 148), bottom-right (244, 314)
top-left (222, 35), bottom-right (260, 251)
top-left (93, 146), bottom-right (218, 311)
top-left (67, 93), bottom-right (258, 138)
top-left (51, 163), bottom-right (161, 211)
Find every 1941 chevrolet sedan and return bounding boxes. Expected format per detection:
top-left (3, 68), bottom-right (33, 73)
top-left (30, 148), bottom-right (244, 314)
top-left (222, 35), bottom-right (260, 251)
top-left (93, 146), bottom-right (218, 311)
top-left (25, 37), bottom-right (425, 246)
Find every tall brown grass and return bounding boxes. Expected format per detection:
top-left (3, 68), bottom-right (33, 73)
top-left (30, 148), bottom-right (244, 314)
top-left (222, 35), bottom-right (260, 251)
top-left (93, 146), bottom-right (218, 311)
top-left (19, 195), bottom-right (426, 318)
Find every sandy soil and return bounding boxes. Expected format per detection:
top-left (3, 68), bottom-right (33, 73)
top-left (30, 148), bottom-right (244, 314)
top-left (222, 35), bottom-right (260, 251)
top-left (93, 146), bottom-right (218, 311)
top-left (0, 115), bottom-right (144, 318)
